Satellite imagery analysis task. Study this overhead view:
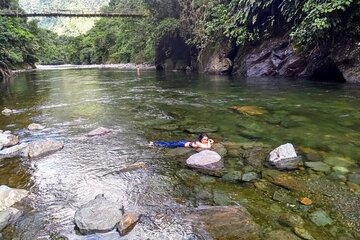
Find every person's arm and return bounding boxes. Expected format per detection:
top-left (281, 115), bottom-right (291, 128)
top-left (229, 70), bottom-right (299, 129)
top-left (193, 139), bottom-right (213, 149)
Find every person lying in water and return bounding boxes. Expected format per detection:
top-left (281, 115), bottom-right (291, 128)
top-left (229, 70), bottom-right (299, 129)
top-left (149, 133), bottom-right (214, 148)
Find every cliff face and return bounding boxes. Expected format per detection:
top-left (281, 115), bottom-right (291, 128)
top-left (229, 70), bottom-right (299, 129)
top-left (155, 32), bottom-right (358, 83)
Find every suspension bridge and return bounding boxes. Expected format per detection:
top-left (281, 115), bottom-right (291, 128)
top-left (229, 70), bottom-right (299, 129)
top-left (0, 8), bottom-right (146, 18)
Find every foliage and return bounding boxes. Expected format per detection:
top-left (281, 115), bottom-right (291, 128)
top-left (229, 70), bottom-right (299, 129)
top-left (0, 16), bottom-right (39, 69)
top-left (290, 0), bottom-right (360, 47)
top-left (183, 0), bottom-right (360, 50)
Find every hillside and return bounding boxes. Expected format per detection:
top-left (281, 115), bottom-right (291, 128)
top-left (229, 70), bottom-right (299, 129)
top-left (18, 0), bottom-right (110, 35)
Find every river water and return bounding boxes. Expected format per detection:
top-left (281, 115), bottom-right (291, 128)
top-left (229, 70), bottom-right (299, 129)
top-left (0, 67), bottom-right (359, 239)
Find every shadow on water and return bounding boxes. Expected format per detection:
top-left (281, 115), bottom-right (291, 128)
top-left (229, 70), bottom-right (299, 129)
top-left (0, 69), bottom-right (360, 239)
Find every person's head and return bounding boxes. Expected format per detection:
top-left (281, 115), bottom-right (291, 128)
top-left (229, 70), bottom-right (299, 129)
top-left (197, 133), bottom-right (209, 144)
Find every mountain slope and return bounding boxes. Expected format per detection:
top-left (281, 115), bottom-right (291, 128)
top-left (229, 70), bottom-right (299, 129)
top-left (19, 0), bottom-right (110, 35)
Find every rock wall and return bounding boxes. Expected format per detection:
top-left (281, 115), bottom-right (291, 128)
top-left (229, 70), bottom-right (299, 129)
top-left (154, 32), bottom-right (195, 71)
top-left (155, 33), bottom-right (359, 83)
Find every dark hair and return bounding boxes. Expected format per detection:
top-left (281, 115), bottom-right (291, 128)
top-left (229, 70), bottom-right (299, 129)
top-left (197, 133), bottom-right (209, 142)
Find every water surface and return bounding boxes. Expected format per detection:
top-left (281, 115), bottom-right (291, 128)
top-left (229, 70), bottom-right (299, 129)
top-left (1, 68), bottom-right (359, 239)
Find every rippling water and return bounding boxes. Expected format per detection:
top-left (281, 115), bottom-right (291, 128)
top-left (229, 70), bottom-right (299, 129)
top-left (1, 68), bottom-right (360, 239)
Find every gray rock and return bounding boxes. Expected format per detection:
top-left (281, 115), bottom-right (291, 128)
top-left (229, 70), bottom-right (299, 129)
top-left (186, 150), bottom-right (224, 177)
top-left (117, 212), bottom-right (140, 236)
top-left (222, 170), bottom-right (243, 183)
top-left (309, 209), bottom-right (333, 226)
top-left (0, 185), bottom-right (29, 211)
top-left (0, 209), bottom-right (11, 231)
top-left (21, 139), bottom-right (64, 158)
top-left (304, 161), bottom-right (331, 172)
top-left (268, 143), bottom-right (297, 162)
top-left (74, 195), bottom-right (123, 234)
top-left (0, 132), bottom-right (19, 148)
top-left (86, 127), bottom-right (111, 137)
top-left (185, 205), bottom-right (260, 239)
top-left (267, 143), bottom-right (301, 170)
top-left (0, 207), bottom-right (22, 231)
top-left (0, 143), bottom-right (28, 159)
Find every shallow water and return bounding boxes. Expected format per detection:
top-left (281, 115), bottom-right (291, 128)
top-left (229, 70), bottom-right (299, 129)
top-left (0, 68), bottom-right (359, 239)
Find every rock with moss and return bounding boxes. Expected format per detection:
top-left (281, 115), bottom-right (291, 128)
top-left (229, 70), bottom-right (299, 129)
top-left (185, 205), bottom-right (260, 240)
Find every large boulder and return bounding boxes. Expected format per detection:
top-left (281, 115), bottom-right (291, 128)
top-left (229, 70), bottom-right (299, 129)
top-left (21, 139), bottom-right (64, 159)
top-left (185, 205), bottom-right (260, 239)
top-left (186, 150), bottom-right (224, 177)
top-left (74, 195), bottom-right (123, 234)
top-left (0, 185), bottom-right (29, 211)
top-left (0, 131), bottom-right (19, 149)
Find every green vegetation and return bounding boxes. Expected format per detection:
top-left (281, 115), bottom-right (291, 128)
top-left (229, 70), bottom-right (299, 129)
top-left (2, 0), bottom-right (360, 76)
top-left (179, 0), bottom-right (360, 50)
top-left (0, 0), bottom-right (40, 78)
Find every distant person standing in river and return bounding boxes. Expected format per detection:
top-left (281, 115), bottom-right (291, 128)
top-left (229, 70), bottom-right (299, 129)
top-left (149, 133), bottom-right (214, 149)
top-left (137, 66), bottom-right (141, 76)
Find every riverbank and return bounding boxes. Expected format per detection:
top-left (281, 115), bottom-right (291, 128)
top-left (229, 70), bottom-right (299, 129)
top-left (13, 63), bottom-right (156, 72)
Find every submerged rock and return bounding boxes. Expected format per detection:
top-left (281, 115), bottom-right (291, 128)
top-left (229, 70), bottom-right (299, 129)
top-left (229, 105), bottom-right (268, 116)
top-left (309, 209), bottom-right (333, 226)
top-left (264, 229), bottom-right (302, 240)
top-left (74, 195), bottom-right (123, 234)
top-left (185, 205), bottom-right (260, 240)
top-left (293, 227), bottom-right (315, 240)
top-left (304, 161), bottom-right (331, 172)
top-left (186, 150), bottom-right (224, 177)
top-left (27, 123), bottom-right (45, 130)
top-left (86, 127), bottom-right (111, 137)
top-left (184, 125), bottom-right (219, 133)
top-left (243, 147), bottom-right (271, 169)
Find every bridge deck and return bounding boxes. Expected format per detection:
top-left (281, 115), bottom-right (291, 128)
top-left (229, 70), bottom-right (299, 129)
top-left (0, 10), bottom-right (145, 18)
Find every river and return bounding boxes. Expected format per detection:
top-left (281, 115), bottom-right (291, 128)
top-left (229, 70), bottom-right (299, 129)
top-left (0, 67), bottom-right (359, 239)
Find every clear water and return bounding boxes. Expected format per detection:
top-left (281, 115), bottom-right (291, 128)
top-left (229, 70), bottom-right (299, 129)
top-left (0, 68), bottom-right (359, 239)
